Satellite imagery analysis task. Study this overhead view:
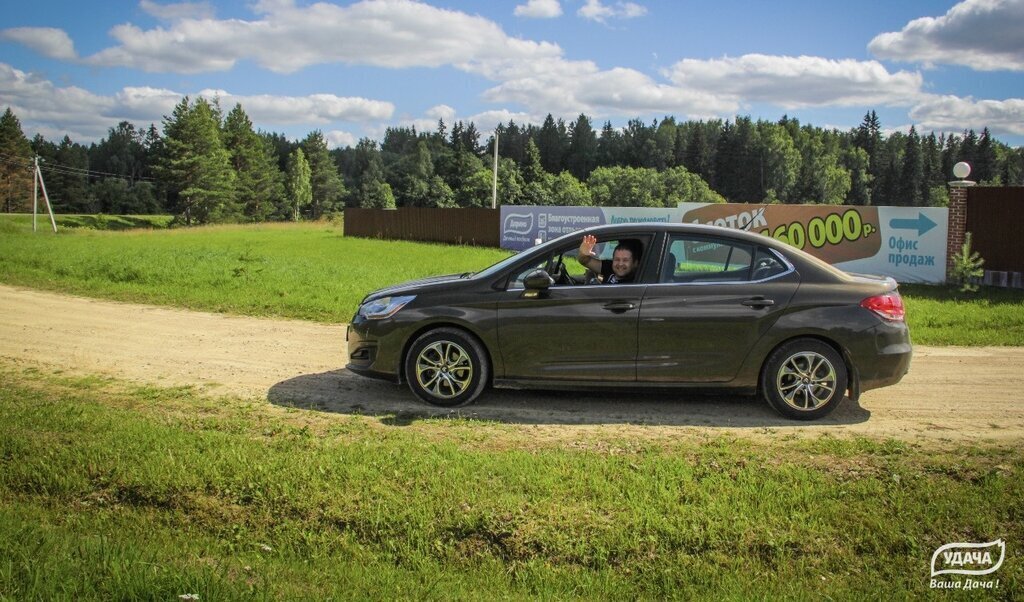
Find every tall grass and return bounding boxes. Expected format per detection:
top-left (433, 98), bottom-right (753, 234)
top-left (1, 364), bottom-right (1020, 599)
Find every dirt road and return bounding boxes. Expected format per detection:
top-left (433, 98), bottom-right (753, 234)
top-left (2, 284), bottom-right (1021, 443)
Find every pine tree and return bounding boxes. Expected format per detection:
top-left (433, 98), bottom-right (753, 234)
top-left (301, 130), bottom-right (346, 219)
top-left (899, 126), bottom-right (924, 206)
top-left (158, 97), bottom-right (237, 224)
top-left (0, 107), bottom-right (34, 212)
top-left (536, 114), bottom-right (566, 174)
top-left (565, 114), bottom-right (598, 181)
top-left (682, 121), bottom-right (714, 184)
top-left (223, 104), bottom-right (284, 222)
top-left (975, 128), bottom-right (997, 183)
top-left (596, 121), bottom-right (624, 168)
top-left (54, 135), bottom-right (93, 212)
top-left (351, 138), bottom-right (395, 209)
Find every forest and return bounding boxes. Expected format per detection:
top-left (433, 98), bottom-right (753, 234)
top-left (1, 98), bottom-right (1021, 224)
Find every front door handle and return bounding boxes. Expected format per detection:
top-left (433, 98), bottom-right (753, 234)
top-left (603, 301), bottom-right (637, 313)
top-left (740, 297), bottom-right (775, 309)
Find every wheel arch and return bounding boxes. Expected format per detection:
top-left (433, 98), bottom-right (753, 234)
top-left (758, 334), bottom-right (859, 400)
top-left (398, 321), bottom-right (496, 386)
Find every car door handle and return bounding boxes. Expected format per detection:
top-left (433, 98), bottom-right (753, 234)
top-left (603, 302), bottom-right (637, 313)
top-left (740, 297), bottom-right (775, 308)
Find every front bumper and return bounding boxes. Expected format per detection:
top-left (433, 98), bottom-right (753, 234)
top-left (346, 318), bottom-right (402, 383)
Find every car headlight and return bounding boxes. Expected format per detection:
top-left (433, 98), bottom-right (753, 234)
top-left (357, 295), bottom-right (415, 320)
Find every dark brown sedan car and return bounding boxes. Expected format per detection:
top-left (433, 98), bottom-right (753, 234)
top-left (347, 223), bottom-right (911, 420)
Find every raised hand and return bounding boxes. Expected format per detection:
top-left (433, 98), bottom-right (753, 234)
top-left (579, 234), bottom-right (597, 258)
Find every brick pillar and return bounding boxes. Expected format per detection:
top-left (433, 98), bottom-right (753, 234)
top-left (946, 183), bottom-right (971, 282)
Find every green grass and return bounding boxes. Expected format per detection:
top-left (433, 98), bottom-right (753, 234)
top-left (0, 362), bottom-right (1020, 599)
top-left (0, 218), bottom-right (511, 322)
top-left (1, 214), bottom-right (1022, 343)
top-left (0, 213), bottom-right (173, 231)
top-left (901, 283), bottom-right (1024, 346)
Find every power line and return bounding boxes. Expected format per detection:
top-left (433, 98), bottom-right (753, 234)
top-left (0, 152), bottom-right (156, 182)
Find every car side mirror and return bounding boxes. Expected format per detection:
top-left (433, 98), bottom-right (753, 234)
top-left (523, 269), bottom-right (554, 290)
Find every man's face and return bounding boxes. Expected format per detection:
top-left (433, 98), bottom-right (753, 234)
top-left (611, 248), bottom-right (637, 279)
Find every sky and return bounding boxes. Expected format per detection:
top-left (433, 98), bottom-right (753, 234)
top-left (1, 0), bottom-right (1022, 150)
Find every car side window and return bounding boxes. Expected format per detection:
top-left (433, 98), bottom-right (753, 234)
top-left (508, 245), bottom-right (586, 289)
top-left (661, 236), bottom-right (754, 283)
top-left (752, 247), bottom-right (788, 280)
top-left (508, 238), bottom-right (637, 289)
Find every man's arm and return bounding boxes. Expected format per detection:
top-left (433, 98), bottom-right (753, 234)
top-left (577, 234), bottom-right (602, 272)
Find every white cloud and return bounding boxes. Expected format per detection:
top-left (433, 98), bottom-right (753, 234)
top-left (869, 0), bottom-right (1024, 71)
top-left (482, 56), bottom-right (736, 120)
top-left (425, 104), bottom-right (457, 121)
top-left (515, 0), bottom-right (562, 19)
top-left (139, 0), bottom-right (215, 21)
top-left (82, 0), bottom-right (561, 74)
top-left (0, 27), bottom-right (78, 60)
top-left (578, 0), bottom-right (647, 23)
top-left (666, 54), bottom-right (924, 108)
top-left (0, 63), bottom-right (114, 139)
top-left (910, 94), bottom-right (1024, 135)
top-left (0, 62), bottom-right (394, 142)
top-left (196, 90), bottom-right (394, 124)
top-left (325, 130), bottom-right (357, 149)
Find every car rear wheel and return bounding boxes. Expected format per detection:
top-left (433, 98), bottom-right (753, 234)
top-left (761, 338), bottom-right (847, 420)
top-left (405, 328), bottom-right (489, 408)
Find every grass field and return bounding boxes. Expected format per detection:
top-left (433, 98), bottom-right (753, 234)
top-left (0, 216), bottom-right (509, 323)
top-left (1, 215), bottom-right (1022, 344)
top-left (0, 213), bottom-right (174, 231)
top-left (1, 362), bottom-right (1020, 599)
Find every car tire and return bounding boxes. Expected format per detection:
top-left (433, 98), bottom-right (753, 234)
top-left (404, 327), bottom-right (489, 408)
top-left (761, 338), bottom-right (847, 420)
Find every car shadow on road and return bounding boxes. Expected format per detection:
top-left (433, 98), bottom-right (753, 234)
top-left (267, 369), bottom-right (871, 428)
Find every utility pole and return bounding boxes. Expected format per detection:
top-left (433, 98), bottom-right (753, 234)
top-left (491, 129), bottom-right (499, 209)
top-left (33, 156), bottom-right (57, 233)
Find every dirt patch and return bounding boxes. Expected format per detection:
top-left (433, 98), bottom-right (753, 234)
top-left (2, 284), bottom-right (1022, 443)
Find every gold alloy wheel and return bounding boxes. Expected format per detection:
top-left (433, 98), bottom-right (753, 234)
top-left (414, 340), bottom-right (474, 399)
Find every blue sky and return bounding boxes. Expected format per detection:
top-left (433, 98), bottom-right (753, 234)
top-left (1, 0), bottom-right (1022, 148)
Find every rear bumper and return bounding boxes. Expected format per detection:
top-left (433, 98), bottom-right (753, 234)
top-left (850, 321), bottom-right (912, 392)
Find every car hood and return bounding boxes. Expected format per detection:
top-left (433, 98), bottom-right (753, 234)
top-left (364, 273), bottom-right (470, 301)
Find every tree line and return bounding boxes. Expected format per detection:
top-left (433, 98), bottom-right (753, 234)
top-left (1, 102), bottom-right (1021, 224)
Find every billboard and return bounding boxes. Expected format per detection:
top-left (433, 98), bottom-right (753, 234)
top-left (499, 203), bottom-right (948, 283)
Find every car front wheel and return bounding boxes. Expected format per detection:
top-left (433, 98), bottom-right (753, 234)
top-left (404, 327), bottom-right (489, 407)
top-left (761, 339), bottom-right (847, 420)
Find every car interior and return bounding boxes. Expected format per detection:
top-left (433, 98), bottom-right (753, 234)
top-left (508, 234), bottom-right (788, 289)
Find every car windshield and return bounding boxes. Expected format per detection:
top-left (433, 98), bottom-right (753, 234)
top-left (470, 249), bottom-right (522, 281)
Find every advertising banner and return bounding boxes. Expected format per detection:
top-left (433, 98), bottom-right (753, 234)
top-left (499, 204), bottom-right (948, 283)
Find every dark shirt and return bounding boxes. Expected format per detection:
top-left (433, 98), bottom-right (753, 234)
top-left (600, 259), bottom-right (635, 284)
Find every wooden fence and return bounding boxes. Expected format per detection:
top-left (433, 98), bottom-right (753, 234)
top-left (343, 208), bottom-right (500, 247)
top-left (967, 187), bottom-right (1023, 272)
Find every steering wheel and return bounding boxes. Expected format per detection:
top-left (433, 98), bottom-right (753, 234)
top-left (553, 259), bottom-right (575, 286)
top-left (752, 259), bottom-right (775, 281)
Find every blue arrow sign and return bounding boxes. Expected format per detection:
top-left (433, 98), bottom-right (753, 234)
top-left (889, 212), bottom-right (937, 236)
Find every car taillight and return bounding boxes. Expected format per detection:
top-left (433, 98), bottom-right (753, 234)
top-left (860, 292), bottom-right (905, 321)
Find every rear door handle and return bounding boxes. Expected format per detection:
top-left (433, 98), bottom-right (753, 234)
top-left (740, 297), bottom-right (775, 308)
top-left (603, 302), bottom-right (637, 313)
